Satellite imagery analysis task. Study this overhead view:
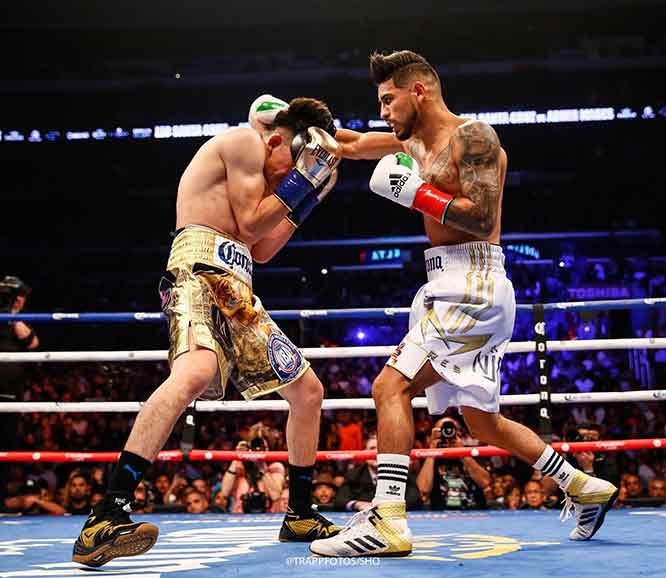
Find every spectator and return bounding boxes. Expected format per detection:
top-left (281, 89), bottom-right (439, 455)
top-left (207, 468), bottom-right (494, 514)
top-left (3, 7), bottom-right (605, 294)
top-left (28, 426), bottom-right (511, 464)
top-left (648, 478), bottom-right (666, 499)
top-left (623, 474), bottom-right (644, 499)
top-left (335, 435), bottom-right (421, 511)
top-left (221, 438), bottom-right (285, 513)
top-left (503, 484), bottom-right (522, 510)
top-left (3, 479), bottom-right (64, 515)
top-left (63, 473), bottom-right (92, 514)
top-left (0, 276), bottom-right (38, 503)
top-left (153, 473), bottom-right (171, 505)
top-left (183, 487), bottom-right (210, 514)
top-left (486, 476), bottom-right (507, 508)
top-left (336, 412), bottom-right (363, 451)
top-left (90, 484), bottom-right (105, 507)
top-left (133, 481), bottom-right (150, 513)
top-left (191, 478), bottom-right (211, 502)
top-left (164, 472), bottom-right (189, 506)
top-left (416, 417), bottom-right (490, 510)
top-left (521, 480), bottom-right (547, 510)
top-left (312, 474), bottom-right (337, 512)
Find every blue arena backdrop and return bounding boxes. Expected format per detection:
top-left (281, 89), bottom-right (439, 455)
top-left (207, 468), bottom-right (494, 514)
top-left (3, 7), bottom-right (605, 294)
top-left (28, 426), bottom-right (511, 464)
top-left (1, 104), bottom-right (663, 144)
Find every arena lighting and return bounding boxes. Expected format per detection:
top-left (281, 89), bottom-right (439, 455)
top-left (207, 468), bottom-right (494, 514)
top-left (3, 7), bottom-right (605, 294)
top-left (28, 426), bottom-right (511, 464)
top-left (1, 104), bottom-right (660, 144)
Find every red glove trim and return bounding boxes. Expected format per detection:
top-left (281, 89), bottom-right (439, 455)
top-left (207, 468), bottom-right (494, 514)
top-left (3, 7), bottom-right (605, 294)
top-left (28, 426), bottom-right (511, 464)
top-left (413, 183), bottom-right (454, 223)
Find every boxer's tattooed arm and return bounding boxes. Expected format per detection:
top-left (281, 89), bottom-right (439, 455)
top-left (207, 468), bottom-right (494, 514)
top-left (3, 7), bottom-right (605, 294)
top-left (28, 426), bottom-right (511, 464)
top-left (446, 121), bottom-right (501, 237)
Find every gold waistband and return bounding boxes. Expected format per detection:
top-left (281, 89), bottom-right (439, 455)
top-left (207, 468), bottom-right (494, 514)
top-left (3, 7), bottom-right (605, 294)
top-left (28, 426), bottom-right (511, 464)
top-left (167, 225), bottom-right (253, 286)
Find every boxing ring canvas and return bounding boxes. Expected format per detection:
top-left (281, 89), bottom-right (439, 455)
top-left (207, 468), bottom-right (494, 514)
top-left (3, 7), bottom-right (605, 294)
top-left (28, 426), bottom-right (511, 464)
top-left (0, 510), bottom-right (665, 578)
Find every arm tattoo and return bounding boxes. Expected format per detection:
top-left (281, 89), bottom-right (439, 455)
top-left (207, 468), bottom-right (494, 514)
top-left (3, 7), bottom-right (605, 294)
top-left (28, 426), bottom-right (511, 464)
top-left (450, 121), bottom-right (501, 235)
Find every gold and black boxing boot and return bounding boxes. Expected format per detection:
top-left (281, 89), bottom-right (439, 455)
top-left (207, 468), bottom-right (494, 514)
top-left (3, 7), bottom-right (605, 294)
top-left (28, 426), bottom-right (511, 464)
top-left (279, 506), bottom-right (342, 542)
top-left (72, 493), bottom-right (158, 567)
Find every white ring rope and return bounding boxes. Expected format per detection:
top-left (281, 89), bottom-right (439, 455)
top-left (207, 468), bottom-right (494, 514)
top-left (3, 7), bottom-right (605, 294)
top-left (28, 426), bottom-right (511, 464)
top-left (0, 337), bottom-right (664, 363)
top-left (0, 390), bottom-right (664, 413)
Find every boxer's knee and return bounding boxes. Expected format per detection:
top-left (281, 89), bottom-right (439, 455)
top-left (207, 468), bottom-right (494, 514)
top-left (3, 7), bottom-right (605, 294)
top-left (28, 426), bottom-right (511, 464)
top-left (372, 366), bottom-right (412, 408)
top-left (281, 368), bottom-right (323, 413)
top-left (169, 347), bottom-right (218, 402)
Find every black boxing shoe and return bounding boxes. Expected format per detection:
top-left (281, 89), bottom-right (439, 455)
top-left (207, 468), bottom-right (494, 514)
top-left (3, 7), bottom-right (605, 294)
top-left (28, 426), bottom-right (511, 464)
top-left (279, 506), bottom-right (342, 542)
top-left (72, 493), bottom-right (158, 567)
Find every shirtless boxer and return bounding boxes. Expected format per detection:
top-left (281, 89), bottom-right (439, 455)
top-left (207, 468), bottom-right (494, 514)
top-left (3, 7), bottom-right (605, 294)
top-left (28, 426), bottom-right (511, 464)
top-left (73, 97), bottom-right (341, 567)
top-left (310, 50), bottom-right (618, 557)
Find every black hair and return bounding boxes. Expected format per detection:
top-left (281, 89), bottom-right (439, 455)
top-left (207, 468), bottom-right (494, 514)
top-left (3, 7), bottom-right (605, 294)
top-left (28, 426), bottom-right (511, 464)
top-left (369, 50), bottom-right (439, 88)
top-left (272, 97), bottom-right (335, 136)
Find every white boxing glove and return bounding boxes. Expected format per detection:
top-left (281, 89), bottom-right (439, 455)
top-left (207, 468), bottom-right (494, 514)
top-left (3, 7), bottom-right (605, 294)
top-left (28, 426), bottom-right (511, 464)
top-left (248, 94), bottom-right (289, 132)
top-left (369, 152), bottom-right (454, 223)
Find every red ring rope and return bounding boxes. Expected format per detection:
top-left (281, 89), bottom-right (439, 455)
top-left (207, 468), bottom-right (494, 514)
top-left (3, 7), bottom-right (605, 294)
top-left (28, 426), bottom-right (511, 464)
top-left (0, 438), bottom-right (662, 463)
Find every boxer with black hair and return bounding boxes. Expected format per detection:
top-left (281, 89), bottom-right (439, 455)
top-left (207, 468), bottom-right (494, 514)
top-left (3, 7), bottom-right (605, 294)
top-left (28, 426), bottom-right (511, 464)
top-left (72, 97), bottom-right (342, 567)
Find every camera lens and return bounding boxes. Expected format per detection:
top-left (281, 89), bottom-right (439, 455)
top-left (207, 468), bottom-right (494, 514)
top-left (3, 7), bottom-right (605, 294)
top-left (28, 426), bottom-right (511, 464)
top-left (441, 421), bottom-right (456, 439)
top-left (250, 437), bottom-right (265, 450)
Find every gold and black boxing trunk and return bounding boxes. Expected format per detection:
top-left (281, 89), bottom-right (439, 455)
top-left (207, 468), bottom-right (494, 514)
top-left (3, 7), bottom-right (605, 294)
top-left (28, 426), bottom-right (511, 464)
top-left (159, 225), bottom-right (309, 400)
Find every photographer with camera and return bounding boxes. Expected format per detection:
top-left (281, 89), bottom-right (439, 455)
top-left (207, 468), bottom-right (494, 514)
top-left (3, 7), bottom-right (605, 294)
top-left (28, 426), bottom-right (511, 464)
top-left (221, 436), bottom-right (285, 513)
top-left (416, 417), bottom-right (490, 510)
top-left (564, 422), bottom-right (619, 485)
top-left (0, 276), bottom-right (39, 505)
top-left (335, 435), bottom-right (421, 512)
top-left (3, 478), bottom-right (64, 515)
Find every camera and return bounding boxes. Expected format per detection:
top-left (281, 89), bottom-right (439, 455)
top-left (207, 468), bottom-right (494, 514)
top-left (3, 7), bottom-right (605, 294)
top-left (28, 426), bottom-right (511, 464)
top-left (241, 437), bottom-right (269, 513)
top-left (437, 420), bottom-right (458, 447)
top-left (249, 436), bottom-right (267, 451)
top-left (241, 489), bottom-right (268, 513)
top-left (564, 424), bottom-right (606, 466)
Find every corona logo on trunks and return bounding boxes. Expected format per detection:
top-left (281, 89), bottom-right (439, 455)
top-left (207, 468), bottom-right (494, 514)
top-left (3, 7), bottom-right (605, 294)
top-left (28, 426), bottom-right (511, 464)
top-left (214, 238), bottom-right (253, 283)
top-left (268, 333), bottom-right (303, 382)
top-left (425, 254), bottom-right (443, 273)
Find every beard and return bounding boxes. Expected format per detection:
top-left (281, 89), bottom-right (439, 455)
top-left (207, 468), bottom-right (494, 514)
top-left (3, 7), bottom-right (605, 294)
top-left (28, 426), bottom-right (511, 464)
top-left (395, 108), bottom-right (417, 141)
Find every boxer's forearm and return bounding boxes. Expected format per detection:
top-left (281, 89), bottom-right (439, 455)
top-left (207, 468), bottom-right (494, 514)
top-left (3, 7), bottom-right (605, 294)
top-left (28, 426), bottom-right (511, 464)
top-left (237, 195), bottom-right (291, 246)
top-left (250, 218), bottom-right (297, 264)
top-left (440, 196), bottom-right (496, 238)
top-left (336, 129), bottom-right (402, 160)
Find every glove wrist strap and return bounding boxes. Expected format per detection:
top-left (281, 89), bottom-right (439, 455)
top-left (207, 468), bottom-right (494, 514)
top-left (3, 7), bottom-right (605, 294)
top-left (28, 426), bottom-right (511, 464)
top-left (286, 190), bottom-right (319, 228)
top-left (413, 183), bottom-right (454, 223)
top-left (274, 170), bottom-right (313, 210)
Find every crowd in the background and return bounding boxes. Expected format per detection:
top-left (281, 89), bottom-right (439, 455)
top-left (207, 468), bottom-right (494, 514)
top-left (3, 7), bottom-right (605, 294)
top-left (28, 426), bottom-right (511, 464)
top-left (1, 252), bottom-right (665, 515)
top-left (2, 352), bottom-right (665, 515)
top-left (4, 412), bottom-right (665, 517)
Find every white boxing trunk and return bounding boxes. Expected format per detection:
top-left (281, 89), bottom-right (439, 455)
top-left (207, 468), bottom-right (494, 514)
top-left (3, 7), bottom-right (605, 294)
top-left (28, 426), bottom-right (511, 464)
top-left (386, 242), bottom-right (516, 414)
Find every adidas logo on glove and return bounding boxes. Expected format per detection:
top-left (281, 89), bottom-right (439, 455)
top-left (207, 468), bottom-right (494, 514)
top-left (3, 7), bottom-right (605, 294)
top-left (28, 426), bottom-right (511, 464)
top-left (389, 173), bottom-right (409, 198)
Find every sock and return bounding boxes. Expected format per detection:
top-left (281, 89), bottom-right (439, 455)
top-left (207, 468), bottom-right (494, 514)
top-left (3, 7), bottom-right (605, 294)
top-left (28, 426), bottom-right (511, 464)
top-left (533, 445), bottom-right (577, 491)
top-left (288, 464), bottom-right (314, 516)
top-left (374, 453), bottom-right (410, 503)
top-left (107, 450), bottom-right (152, 503)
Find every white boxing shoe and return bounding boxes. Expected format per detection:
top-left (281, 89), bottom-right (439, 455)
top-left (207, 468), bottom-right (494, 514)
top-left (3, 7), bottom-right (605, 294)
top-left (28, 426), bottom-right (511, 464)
top-left (561, 471), bottom-right (619, 540)
top-left (310, 501), bottom-right (412, 557)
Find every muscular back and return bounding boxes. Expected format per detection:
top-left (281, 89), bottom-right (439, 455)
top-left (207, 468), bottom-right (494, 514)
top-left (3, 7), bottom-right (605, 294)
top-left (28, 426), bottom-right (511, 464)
top-left (406, 119), bottom-right (507, 246)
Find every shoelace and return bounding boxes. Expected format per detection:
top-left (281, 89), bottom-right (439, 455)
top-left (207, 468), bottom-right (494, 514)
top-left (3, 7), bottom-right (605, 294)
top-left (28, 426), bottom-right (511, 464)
top-left (559, 495), bottom-right (575, 523)
top-left (343, 506), bottom-right (375, 532)
top-left (108, 501), bottom-right (140, 524)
